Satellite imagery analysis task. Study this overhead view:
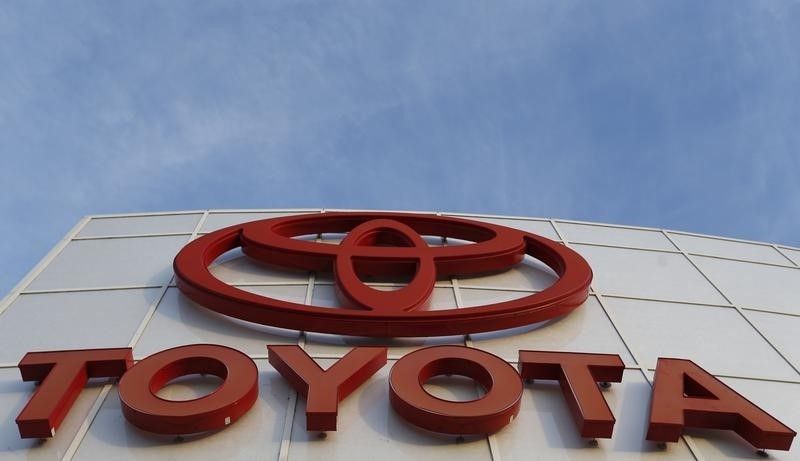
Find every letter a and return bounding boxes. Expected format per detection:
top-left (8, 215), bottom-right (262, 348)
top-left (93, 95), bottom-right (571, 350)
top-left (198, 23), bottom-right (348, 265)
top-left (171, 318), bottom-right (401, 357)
top-left (647, 358), bottom-right (795, 450)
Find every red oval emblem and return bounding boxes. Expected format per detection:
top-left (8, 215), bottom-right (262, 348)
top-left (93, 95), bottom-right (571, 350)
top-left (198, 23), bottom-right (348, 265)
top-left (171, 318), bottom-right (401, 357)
top-left (173, 212), bottom-right (592, 337)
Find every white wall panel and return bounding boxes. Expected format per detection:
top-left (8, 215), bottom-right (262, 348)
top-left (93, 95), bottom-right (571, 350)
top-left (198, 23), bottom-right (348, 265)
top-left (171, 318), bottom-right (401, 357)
top-left (603, 298), bottom-right (797, 380)
top-left (201, 211), bottom-right (317, 233)
top-left (691, 255), bottom-right (800, 315)
top-left (469, 295), bottom-right (635, 365)
top-left (781, 248), bottom-right (800, 266)
top-left (134, 287), bottom-right (303, 359)
top-left (26, 236), bottom-right (189, 291)
top-left (745, 310), bottom-right (800, 371)
top-left (78, 214), bottom-right (202, 238)
top-left (668, 233), bottom-right (789, 265)
top-left (444, 215), bottom-right (560, 240)
top-left (574, 245), bottom-right (727, 304)
top-left (559, 222), bottom-right (676, 251)
top-left (0, 289), bottom-right (159, 362)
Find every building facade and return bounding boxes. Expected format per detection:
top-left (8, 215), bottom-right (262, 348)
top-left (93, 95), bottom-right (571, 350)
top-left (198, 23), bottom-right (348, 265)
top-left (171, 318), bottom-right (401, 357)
top-left (1, 209), bottom-right (798, 460)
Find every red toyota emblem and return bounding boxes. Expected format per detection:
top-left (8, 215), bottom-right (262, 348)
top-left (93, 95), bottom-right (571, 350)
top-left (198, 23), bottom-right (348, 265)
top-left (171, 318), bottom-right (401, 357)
top-left (173, 212), bottom-right (592, 336)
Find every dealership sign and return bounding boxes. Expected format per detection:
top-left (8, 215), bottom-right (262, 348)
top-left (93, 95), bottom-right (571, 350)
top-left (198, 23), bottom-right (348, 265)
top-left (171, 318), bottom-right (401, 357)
top-left (10, 213), bottom-right (797, 452)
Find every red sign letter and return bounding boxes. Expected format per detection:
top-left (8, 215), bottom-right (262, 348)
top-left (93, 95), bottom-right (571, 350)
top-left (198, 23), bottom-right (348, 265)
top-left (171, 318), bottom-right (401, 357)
top-left (389, 345), bottom-right (522, 435)
top-left (16, 348), bottom-right (133, 438)
top-left (518, 350), bottom-right (624, 438)
top-left (267, 345), bottom-right (387, 431)
top-left (118, 344), bottom-right (258, 435)
top-left (647, 358), bottom-right (796, 450)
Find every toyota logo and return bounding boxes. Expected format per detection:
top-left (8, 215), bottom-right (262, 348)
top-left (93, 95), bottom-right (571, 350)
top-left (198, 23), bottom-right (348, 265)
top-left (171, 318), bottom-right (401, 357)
top-left (173, 212), bottom-right (592, 337)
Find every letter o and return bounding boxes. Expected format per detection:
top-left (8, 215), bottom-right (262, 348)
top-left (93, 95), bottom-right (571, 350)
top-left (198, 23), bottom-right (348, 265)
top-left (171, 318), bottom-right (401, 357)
top-left (118, 344), bottom-right (258, 434)
top-left (389, 346), bottom-right (522, 435)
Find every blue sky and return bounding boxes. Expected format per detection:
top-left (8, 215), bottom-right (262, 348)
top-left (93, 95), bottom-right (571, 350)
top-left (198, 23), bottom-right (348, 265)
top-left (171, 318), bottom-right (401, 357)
top-left (1, 1), bottom-right (799, 294)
